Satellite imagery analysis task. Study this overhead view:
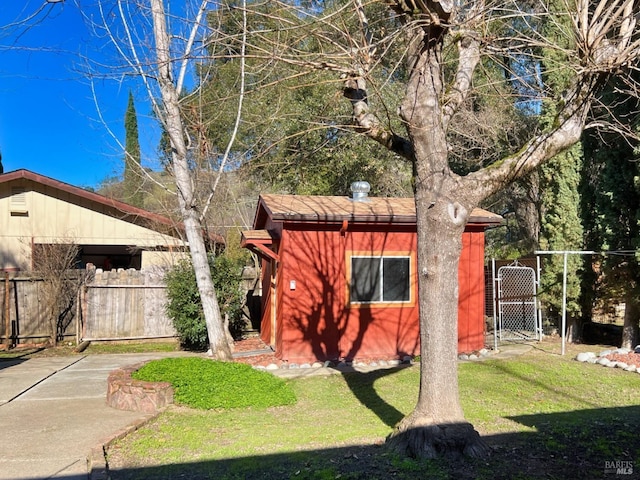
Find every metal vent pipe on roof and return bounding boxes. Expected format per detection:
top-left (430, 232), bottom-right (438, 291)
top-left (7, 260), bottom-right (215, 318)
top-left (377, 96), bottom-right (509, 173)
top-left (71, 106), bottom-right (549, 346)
top-left (350, 181), bottom-right (370, 201)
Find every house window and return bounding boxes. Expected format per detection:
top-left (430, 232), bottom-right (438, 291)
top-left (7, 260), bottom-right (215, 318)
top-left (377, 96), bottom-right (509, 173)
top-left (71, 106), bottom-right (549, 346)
top-left (350, 255), bottom-right (411, 304)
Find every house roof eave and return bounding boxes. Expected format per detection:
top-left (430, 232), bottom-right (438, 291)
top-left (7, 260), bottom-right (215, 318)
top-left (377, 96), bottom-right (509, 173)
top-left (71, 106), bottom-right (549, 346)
top-left (0, 169), bottom-right (225, 246)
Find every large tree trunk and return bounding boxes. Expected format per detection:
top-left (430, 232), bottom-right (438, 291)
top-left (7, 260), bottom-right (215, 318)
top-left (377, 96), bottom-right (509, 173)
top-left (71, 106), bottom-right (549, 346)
top-left (387, 198), bottom-right (489, 458)
top-left (386, 34), bottom-right (488, 458)
top-left (151, 0), bottom-right (232, 360)
top-left (341, 0), bottom-right (620, 460)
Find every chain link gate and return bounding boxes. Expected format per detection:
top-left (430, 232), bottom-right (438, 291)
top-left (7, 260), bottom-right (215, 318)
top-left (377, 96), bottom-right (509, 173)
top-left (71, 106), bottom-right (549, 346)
top-left (494, 260), bottom-right (542, 342)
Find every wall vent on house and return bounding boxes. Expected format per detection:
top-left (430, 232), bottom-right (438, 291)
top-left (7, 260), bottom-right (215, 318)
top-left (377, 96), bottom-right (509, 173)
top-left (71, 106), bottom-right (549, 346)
top-left (350, 181), bottom-right (370, 202)
top-left (10, 187), bottom-right (28, 215)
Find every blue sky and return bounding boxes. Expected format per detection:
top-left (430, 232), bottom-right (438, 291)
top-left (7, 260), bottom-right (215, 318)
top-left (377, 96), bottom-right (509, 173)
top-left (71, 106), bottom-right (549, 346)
top-left (0, 1), bottom-right (161, 189)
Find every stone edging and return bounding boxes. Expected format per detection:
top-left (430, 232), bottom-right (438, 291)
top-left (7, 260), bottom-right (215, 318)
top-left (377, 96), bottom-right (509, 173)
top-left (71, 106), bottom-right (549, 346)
top-left (89, 363), bottom-right (175, 480)
top-left (575, 347), bottom-right (640, 372)
top-left (106, 362), bottom-right (174, 413)
top-left (252, 347), bottom-right (500, 372)
top-left (88, 412), bottom-right (160, 480)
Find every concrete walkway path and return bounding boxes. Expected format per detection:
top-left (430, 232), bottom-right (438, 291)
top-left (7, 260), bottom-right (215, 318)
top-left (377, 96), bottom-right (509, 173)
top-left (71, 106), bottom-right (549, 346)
top-left (0, 353), bottom-right (190, 480)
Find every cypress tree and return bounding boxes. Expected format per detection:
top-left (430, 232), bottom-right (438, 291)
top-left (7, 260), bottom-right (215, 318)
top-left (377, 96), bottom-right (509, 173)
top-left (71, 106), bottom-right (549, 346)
top-left (581, 84), bottom-right (640, 348)
top-left (124, 91), bottom-right (144, 207)
top-left (537, 0), bottom-right (585, 340)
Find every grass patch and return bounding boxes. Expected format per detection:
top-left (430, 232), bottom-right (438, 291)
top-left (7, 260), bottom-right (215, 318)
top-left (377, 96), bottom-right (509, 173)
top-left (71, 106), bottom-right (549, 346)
top-left (84, 342), bottom-right (180, 354)
top-left (132, 357), bottom-right (297, 409)
top-left (0, 341), bottom-right (180, 359)
top-left (107, 340), bottom-right (640, 479)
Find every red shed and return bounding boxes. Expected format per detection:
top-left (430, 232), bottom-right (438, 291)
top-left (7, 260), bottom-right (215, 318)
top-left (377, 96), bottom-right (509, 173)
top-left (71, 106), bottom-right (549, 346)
top-left (242, 192), bottom-right (502, 363)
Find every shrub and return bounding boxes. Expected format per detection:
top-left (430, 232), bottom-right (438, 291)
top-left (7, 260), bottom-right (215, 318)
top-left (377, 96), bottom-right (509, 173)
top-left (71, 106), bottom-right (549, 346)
top-left (132, 357), bottom-right (296, 409)
top-left (165, 252), bottom-right (247, 350)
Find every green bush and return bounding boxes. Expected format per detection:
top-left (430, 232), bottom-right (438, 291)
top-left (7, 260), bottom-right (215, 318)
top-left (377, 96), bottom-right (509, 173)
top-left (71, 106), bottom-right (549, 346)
top-left (132, 357), bottom-right (296, 409)
top-left (165, 252), bottom-right (247, 350)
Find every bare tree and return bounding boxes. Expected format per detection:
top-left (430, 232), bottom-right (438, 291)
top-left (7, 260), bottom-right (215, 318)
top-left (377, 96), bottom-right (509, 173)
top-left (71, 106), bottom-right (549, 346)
top-left (32, 242), bottom-right (82, 347)
top-left (149, 0), bottom-right (233, 359)
top-left (245, 0), bottom-right (640, 457)
top-left (83, 0), bottom-right (243, 360)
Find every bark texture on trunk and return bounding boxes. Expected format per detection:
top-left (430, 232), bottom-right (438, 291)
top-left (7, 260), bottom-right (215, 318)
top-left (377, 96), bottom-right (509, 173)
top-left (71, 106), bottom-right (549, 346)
top-left (387, 200), bottom-right (489, 458)
top-left (151, 0), bottom-right (232, 360)
top-left (621, 294), bottom-right (639, 350)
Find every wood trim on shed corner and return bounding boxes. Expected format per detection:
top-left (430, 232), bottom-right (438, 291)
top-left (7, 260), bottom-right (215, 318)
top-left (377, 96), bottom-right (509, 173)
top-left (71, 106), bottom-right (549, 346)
top-left (240, 229), bottom-right (280, 262)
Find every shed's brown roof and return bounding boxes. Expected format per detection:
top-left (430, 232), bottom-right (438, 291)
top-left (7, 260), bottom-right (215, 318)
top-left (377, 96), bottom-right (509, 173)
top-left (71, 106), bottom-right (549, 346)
top-left (255, 194), bottom-right (502, 227)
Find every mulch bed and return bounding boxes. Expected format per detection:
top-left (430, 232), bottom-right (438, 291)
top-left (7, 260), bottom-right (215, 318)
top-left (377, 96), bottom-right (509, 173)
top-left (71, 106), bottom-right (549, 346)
top-left (604, 351), bottom-right (640, 367)
top-left (232, 335), bottom-right (279, 367)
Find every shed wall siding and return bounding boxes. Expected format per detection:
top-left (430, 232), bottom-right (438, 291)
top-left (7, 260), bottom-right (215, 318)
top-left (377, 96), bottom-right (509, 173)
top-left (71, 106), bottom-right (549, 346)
top-left (458, 229), bottom-right (486, 352)
top-left (274, 226), bottom-right (422, 362)
top-left (263, 225), bottom-right (487, 362)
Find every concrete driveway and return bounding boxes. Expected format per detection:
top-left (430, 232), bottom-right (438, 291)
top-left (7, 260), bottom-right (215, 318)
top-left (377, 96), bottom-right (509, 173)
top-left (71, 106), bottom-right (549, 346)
top-left (0, 353), bottom-right (189, 480)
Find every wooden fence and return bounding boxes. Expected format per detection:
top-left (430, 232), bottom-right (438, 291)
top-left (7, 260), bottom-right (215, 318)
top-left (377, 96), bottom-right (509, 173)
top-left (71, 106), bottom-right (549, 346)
top-left (1, 268), bottom-right (176, 347)
top-left (1, 272), bottom-right (80, 346)
top-left (82, 268), bottom-right (176, 341)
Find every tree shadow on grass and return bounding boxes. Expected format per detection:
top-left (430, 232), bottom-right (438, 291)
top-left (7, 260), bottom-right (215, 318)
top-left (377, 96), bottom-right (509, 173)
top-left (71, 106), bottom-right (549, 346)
top-left (335, 366), bottom-right (411, 427)
top-left (100, 405), bottom-right (640, 480)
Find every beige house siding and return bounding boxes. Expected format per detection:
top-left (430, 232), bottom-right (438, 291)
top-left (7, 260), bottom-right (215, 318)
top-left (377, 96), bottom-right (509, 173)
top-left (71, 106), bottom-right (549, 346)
top-left (141, 250), bottom-right (190, 269)
top-left (0, 171), bottom-right (188, 271)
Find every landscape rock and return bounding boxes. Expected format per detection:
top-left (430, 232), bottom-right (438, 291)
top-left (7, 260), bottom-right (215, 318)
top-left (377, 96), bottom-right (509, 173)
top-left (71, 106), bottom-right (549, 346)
top-left (576, 352), bottom-right (595, 362)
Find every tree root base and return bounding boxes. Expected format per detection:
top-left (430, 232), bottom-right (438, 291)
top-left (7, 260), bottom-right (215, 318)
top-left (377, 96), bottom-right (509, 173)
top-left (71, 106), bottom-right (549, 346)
top-left (386, 419), bottom-right (490, 459)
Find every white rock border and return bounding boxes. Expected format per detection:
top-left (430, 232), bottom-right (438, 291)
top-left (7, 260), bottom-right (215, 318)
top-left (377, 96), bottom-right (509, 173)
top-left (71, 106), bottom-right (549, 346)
top-left (255, 357), bottom-right (411, 372)
top-left (574, 346), bottom-right (640, 373)
top-left (459, 348), bottom-right (495, 361)
top-left (254, 347), bottom-right (500, 372)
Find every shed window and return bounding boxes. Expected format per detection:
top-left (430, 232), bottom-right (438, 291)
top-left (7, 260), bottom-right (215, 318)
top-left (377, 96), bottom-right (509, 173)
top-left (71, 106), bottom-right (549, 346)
top-left (350, 256), bottom-right (411, 304)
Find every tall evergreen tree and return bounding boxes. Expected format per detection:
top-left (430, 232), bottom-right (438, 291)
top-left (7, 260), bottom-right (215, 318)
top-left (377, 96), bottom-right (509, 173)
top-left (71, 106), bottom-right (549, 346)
top-left (124, 91), bottom-right (144, 207)
top-left (538, 149), bottom-right (584, 337)
top-left (533, 0), bottom-right (585, 340)
top-left (581, 84), bottom-right (640, 348)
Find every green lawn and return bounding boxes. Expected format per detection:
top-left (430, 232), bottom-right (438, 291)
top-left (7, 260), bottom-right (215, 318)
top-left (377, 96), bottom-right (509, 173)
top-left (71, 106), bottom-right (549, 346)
top-left (0, 341), bottom-right (180, 359)
top-left (106, 341), bottom-right (640, 480)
